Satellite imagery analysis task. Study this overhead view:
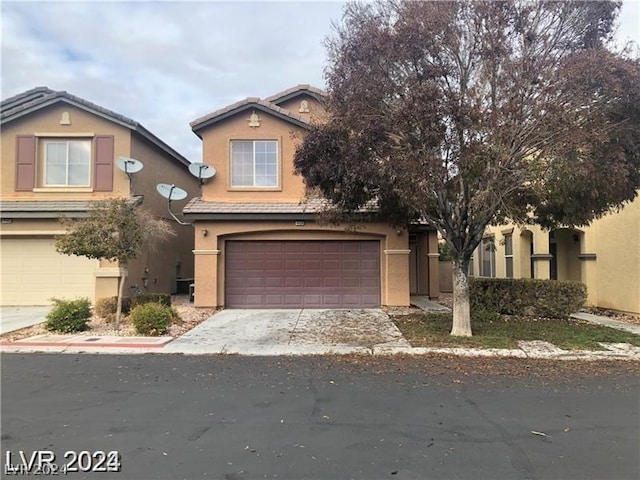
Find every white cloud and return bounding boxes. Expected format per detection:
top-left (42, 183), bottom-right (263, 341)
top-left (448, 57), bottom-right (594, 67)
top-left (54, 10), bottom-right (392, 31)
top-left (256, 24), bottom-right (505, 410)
top-left (2, 0), bottom-right (638, 163)
top-left (1, 1), bottom-right (346, 161)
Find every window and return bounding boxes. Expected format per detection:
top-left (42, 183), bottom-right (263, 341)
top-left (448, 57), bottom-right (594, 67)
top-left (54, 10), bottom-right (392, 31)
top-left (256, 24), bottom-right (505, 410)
top-left (479, 237), bottom-right (495, 277)
top-left (504, 234), bottom-right (514, 278)
top-left (230, 140), bottom-right (278, 187)
top-left (44, 140), bottom-right (91, 186)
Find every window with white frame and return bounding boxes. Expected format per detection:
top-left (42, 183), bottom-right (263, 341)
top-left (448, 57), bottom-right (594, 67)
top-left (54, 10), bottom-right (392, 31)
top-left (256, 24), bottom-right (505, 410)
top-left (230, 140), bottom-right (278, 187)
top-left (504, 234), bottom-right (514, 278)
top-left (43, 140), bottom-right (91, 186)
top-left (479, 237), bottom-right (496, 277)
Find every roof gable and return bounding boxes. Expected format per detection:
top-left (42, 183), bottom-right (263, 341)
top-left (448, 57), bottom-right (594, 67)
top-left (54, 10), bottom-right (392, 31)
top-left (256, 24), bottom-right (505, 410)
top-left (1, 87), bottom-right (190, 168)
top-left (265, 84), bottom-right (327, 106)
top-left (190, 97), bottom-right (311, 136)
top-left (190, 84), bottom-right (326, 136)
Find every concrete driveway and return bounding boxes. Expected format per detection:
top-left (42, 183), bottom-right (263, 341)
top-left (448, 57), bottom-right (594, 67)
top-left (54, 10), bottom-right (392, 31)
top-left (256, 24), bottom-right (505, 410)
top-left (164, 309), bottom-right (410, 355)
top-left (1, 306), bottom-right (50, 334)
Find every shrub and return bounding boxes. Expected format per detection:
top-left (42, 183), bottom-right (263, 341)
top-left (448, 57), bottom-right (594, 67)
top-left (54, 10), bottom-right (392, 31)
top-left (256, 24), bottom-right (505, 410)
top-left (130, 302), bottom-right (172, 336)
top-left (470, 278), bottom-right (586, 318)
top-left (94, 296), bottom-right (131, 322)
top-left (45, 298), bottom-right (92, 333)
top-left (471, 308), bottom-right (502, 323)
top-left (130, 293), bottom-right (171, 309)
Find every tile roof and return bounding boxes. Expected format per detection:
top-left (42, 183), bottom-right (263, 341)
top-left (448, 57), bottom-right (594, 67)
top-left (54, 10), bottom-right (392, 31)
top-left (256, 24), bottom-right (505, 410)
top-left (0, 200), bottom-right (93, 212)
top-left (183, 197), bottom-right (378, 218)
top-left (0, 197), bottom-right (143, 218)
top-left (190, 97), bottom-right (310, 133)
top-left (264, 84), bottom-right (327, 105)
top-left (183, 197), bottom-right (330, 214)
top-left (1, 87), bottom-right (190, 168)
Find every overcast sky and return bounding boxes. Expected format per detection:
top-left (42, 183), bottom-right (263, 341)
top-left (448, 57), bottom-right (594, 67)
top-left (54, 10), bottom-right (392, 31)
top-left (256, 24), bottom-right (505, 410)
top-left (2, 1), bottom-right (639, 164)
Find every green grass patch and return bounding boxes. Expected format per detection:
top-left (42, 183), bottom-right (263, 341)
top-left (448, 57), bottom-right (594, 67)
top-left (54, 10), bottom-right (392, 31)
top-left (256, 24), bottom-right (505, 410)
top-left (393, 312), bottom-right (640, 350)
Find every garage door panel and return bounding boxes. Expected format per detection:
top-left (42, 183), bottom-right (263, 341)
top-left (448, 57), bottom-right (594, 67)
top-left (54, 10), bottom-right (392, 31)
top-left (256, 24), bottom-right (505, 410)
top-left (323, 277), bottom-right (341, 288)
top-left (362, 277), bottom-right (379, 288)
top-left (265, 277), bottom-right (284, 288)
top-left (225, 240), bottom-right (380, 308)
top-left (304, 277), bottom-right (322, 288)
top-left (285, 277), bottom-right (303, 288)
top-left (285, 243), bottom-right (304, 254)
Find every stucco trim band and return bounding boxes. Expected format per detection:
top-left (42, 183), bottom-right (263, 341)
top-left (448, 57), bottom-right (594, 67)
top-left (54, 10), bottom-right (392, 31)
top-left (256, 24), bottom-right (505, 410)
top-left (531, 254), bottom-right (553, 260)
top-left (95, 268), bottom-right (124, 278)
top-left (578, 253), bottom-right (597, 260)
top-left (0, 230), bottom-right (67, 236)
top-left (384, 249), bottom-right (411, 255)
top-left (193, 249), bottom-right (221, 255)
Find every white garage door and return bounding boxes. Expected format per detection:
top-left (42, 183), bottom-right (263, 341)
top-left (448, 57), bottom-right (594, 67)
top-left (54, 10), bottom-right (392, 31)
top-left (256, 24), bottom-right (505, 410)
top-left (1, 238), bottom-right (98, 306)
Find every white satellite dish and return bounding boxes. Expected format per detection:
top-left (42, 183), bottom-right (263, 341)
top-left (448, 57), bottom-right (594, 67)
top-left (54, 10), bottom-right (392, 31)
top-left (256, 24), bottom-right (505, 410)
top-left (156, 183), bottom-right (188, 201)
top-left (117, 156), bottom-right (144, 174)
top-left (188, 162), bottom-right (216, 182)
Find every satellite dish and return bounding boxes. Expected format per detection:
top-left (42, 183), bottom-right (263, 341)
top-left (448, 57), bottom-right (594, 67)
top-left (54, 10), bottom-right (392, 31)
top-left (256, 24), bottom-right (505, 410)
top-left (156, 183), bottom-right (188, 201)
top-left (188, 162), bottom-right (216, 181)
top-left (117, 156), bottom-right (144, 174)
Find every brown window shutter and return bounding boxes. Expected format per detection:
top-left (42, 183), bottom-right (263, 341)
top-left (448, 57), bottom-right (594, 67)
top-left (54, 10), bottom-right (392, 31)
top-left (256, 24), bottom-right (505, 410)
top-left (15, 135), bottom-right (36, 191)
top-left (94, 135), bottom-right (114, 191)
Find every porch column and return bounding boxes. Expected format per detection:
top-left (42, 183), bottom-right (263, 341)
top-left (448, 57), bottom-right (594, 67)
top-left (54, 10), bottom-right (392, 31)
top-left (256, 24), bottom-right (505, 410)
top-left (427, 230), bottom-right (440, 299)
top-left (192, 249), bottom-right (219, 307)
top-left (384, 249), bottom-right (411, 306)
top-left (531, 231), bottom-right (551, 279)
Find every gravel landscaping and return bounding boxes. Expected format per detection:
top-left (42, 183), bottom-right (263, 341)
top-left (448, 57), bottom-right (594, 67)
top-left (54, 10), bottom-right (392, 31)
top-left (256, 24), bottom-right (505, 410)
top-left (1, 295), bottom-right (217, 341)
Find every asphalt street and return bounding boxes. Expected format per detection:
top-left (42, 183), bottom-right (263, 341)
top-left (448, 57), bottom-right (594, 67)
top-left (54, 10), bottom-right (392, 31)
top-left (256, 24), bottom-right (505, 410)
top-left (1, 354), bottom-right (638, 480)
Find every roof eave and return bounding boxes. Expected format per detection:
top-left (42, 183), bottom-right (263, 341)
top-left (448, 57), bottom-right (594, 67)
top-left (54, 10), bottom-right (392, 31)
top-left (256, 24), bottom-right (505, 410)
top-left (191, 103), bottom-right (311, 134)
top-left (183, 212), bottom-right (319, 221)
top-left (1, 95), bottom-right (191, 169)
top-left (270, 90), bottom-right (327, 106)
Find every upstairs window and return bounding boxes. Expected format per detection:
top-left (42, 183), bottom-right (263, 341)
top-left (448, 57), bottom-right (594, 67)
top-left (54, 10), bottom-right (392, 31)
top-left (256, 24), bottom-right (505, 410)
top-left (230, 140), bottom-right (278, 188)
top-left (43, 140), bottom-right (91, 186)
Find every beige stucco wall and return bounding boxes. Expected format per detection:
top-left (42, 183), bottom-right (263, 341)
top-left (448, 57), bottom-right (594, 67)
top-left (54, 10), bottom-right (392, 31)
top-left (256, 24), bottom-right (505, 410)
top-left (275, 95), bottom-right (326, 125)
top-left (197, 113), bottom-right (305, 202)
top-left (191, 220), bottom-right (411, 308)
top-left (126, 134), bottom-right (197, 296)
top-left (476, 197), bottom-right (640, 314)
top-left (1, 104), bottom-right (131, 199)
top-left (196, 98), bottom-right (327, 204)
top-left (1, 104), bottom-right (198, 303)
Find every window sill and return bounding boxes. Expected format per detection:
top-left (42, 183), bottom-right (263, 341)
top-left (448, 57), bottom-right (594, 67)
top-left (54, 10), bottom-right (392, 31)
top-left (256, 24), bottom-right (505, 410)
top-left (33, 187), bottom-right (94, 193)
top-left (227, 187), bottom-right (282, 192)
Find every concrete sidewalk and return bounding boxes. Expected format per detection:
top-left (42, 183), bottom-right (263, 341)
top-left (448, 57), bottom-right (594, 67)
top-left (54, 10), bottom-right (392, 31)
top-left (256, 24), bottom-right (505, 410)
top-left (571, 311), bottom-right (640, 335)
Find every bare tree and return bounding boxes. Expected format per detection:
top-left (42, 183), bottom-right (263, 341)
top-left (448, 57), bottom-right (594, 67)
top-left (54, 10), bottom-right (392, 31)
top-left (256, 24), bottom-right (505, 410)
top-left (294, 0), bottom-right (640, 336)
top-left (56, 199), bottom-right (175, 328)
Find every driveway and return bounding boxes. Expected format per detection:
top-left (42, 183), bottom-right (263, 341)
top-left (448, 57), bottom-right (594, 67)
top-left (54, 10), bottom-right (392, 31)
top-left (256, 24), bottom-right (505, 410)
top-left (0, 306), bottom-right (50, 334)
top-left (164, 308), bottom-right (410, 355)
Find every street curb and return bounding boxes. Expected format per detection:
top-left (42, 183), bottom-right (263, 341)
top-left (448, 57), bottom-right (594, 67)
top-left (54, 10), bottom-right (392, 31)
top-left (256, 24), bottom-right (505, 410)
top-left (2, 343), bottom-right (639, 360)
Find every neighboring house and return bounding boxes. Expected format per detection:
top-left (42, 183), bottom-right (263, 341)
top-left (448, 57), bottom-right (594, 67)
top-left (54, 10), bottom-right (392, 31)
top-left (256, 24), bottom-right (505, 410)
top-left (0, 87), bottom-right (198, 306)
top-left (470, 198), bottom-right (640, 315)
top-left (185, 84), bottom-right (440, 309)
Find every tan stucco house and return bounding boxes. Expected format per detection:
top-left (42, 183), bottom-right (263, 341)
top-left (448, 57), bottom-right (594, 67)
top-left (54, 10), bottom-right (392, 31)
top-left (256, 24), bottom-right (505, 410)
top-left (185, 85), bottom-right (440, 308)
top-left (0, 87), bottom-right (198, 306)
top-left (471, 198), bottom-right (640, 315)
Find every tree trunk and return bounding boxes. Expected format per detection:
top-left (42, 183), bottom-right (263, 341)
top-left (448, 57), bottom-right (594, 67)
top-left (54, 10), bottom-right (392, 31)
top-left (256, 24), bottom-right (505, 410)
top-left (115, 267), bottom-right (128, 331)
top-left (451, 261), bottom-right (472, 337)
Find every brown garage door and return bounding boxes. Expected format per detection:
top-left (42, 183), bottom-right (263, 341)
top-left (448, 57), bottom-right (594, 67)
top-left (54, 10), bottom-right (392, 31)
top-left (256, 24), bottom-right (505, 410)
top-left (225, 240), bottom-right (380, 308)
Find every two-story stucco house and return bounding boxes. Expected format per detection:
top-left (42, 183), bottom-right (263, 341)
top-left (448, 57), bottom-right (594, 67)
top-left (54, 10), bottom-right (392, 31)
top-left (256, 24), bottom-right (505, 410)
top-left (185, 85), bottom-right (440, 309)
top-left (0, 87), bottom-right (198, 306)
top-left (470, 197), bottom-right (640, 315)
